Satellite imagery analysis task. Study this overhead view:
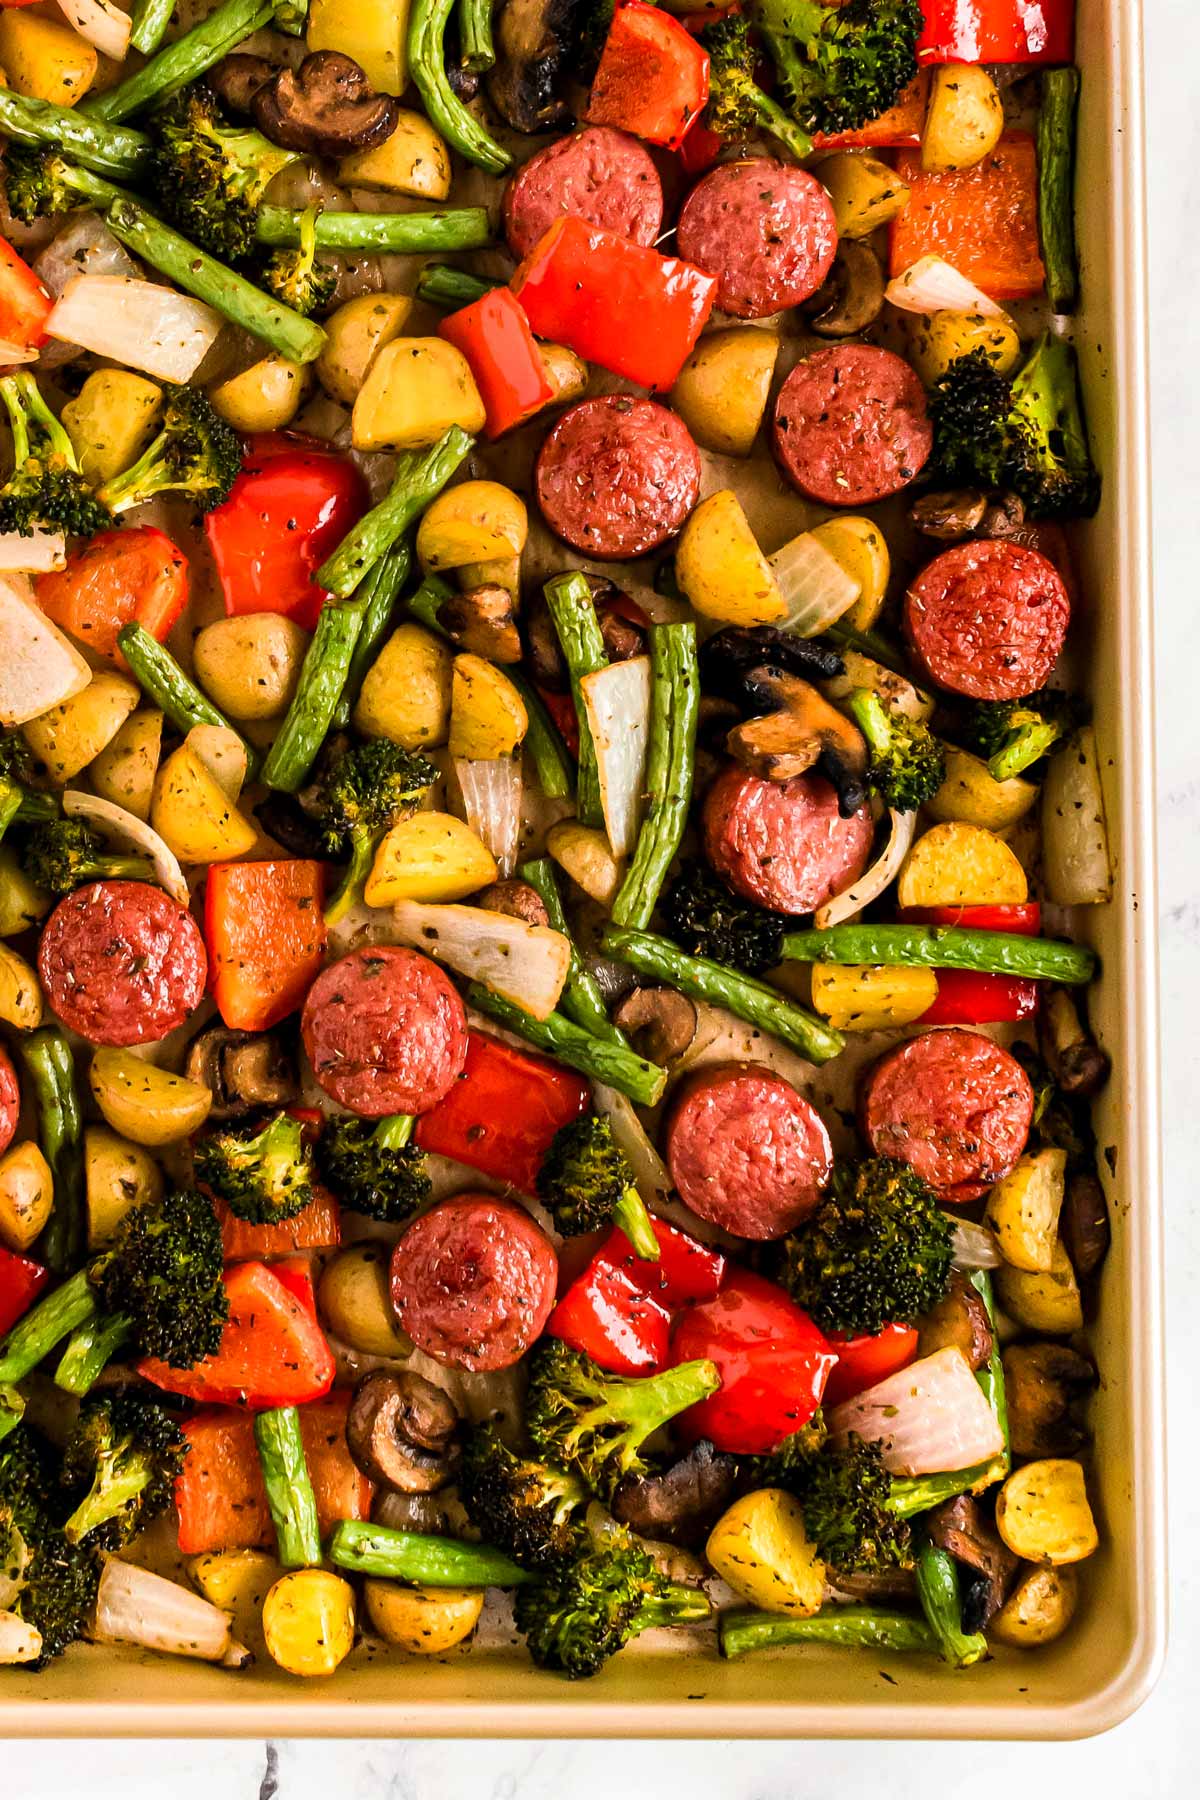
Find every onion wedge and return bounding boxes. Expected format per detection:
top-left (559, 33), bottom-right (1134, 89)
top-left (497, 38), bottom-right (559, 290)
top-left (455, 754), bottom-right (522, 878)
top-left (64, 790), bottom-right (190, 906)
top-left (392, 898), bottom-right (571, 1020)
top-left (0, 574), bottom-right (91, 726)
top-left (0, 531), bottom-right (66, 575)
top-left (55, 0), bottom-right (131, 61)
top-left (768, 531), bottom-right (860, 637)
top-left (814, 808), bottom-right (915, 930)
top-left (90, 1558), bottom-right (236, 1663)
top-left (0, 1610), bottom-right (41, 1666)
top-left (0, 341), bottom-right (39, 368)
top-left (950, 1219), bottom-right (1003, 1270)
top-left (1041, 726), bottom-right (1112, 905)
top-left (828, 1346), bottom-right (1006, 1477)
top-left (47, 276), bottom-right (223, 383)
top-left (884, 255), bottom-right (1012, 324)
top-left (580, 655), bottom-right (652, 858)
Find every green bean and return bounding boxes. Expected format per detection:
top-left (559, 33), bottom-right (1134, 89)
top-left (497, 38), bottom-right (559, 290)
top-left (331, 543), bottom-right (411, 731)
top-left (465, 985), bottom-right (667, 1107)
top-left (600, 927), bottom-right (845, 1068)
top-left (260, 597), bottom-right (368, 794)
top-left (416, 264), bottom-right (502, 309)
top-left (83, 0), bottom-right (273, 122)
top-left (611, 623), bottom-right (699, 930)
top-left (0, 88), bottom-right (149, 180)
top-left (408, 0), bottom-right (512, 174)
top-left (54, 1314), bottom-right (134, 1397)
top-left (19, 1029), bottom-right (85, 1275)
top-left (117, 624), bottom-right (259, 778)
top-left (457, 0), bottom-right (496, 71)
top-left (255, 206), bottom-right (492, 254)
top-left (0, 1388), bottom-right (23, 1444)
top-left (328, 1519), bottom-right (531, 1587)
top-left (720, 1606), bottom-right (938, 1660)
top-left (542, 572), bottom-right (607, 830)
top-left (255, 1407), bottom-right (321, 1568)
top-left (1039, 67), bottom-right (1080, 314)
top-left (506, 671), bottom-right (575, 804)
top-left (316, 427), bottom-right (473, 599)
top-left (0, 1269), bottom-right (96, 1387)
top-left (519, 857), bottom-right (627, 1046)
top-left (781, 923), bottom-right (1097, 986)
top-left (106, 200), bottom-right (326, 365)
top-left (129, 0), bottom-right (177, 56)
top-left (915, 1540), bottom-right (988, 1667)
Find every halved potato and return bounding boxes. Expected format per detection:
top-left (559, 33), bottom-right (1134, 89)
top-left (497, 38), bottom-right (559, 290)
top-left (339, 110), bottom-right (450, 198)
top-left (809, 516), bottom-right (891, 631)
top-left (990, 1563), bottom-right (1078, 1647)
top-left (994, 1239), bottom-right (1083, 1335)
top-left (151, 744), bottom-right (257, 864)
top-left (315, 293), bottom-right (413, 407)
top-left (209, 355), bottom-right (311, 434)
top-left (818, 152), bottom-right (910, 238)
top-left (364, 811), bottom-right (498, 906)
top-left (416, 481), bottom-right (527, 571)
top-left (0, 941), bottom-right (42, 1031)
top-left (89, 1052), bottom-right (213, 1147)
top-left (810, 962), bottom-right (937, 1031)
top-left (0, 1143), bottom-right (53, 1254)
top-left (985, 1148), bottom-right (1067, 1274)
top-left (675, 490), bottom-right (786, 626)
top-left (705, 1489), bottom-right (825, 1617)
top-left (22, 671), bottom-right (140, 785)
top-left (353, 621), bottom-right (454, 749)
top-left (922, 64), bottom-right (1005, 172)
top-left (364, 1581), bottom-right (483, 1653)
top-left (546, 821), bottom-right (624, 907)
top-left (926, 746), bottom-right (1039, 830)
top-left (89, 709), bottom-right (164, 822)
top-left (84, 1124), bottom-right (164, 1247)
top-left (352, 339), bottom-right (486, 450)
top-left (897, 821), bottom-right (1029, 908)
top-left (995, 1460), bottom-right (1098, 1566)
top-left (670, 329), bottom-right (779, 458)
top-left (908, 311), bottom-right (1022, 387)
top-left (448, 655), bottom-right (528, 759)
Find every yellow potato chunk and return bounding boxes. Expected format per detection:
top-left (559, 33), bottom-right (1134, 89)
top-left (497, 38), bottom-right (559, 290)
top-left (84, 1125), bottom-right (164, 1248)
top-left (365, 812), bottom-right (498, 906)
top-left (810, 962), bottom-right (938, 1031)
top-left (897, 821), bottom-right (1028, 908)
top-left (923, 64), bottom-right (1006, 173)
top-left (994, 1240), bottom-right (1083, 1335)
top-left (449, 655), bottom-right (528, 759)
top-left (926, 746), bottom-right (1038, 830)
top-left (984, 1148), bottom-right (1067, 1273)
top-left (307, 0), bottom-right (408, 94)
top-left (22, 671), bottom-right (140, 785)
top-left (353, 622), bottom-right (454, 749)
top-left (675, 490), bottom-right (786, 626)
top-left (810, 515), bottom-right (891, 632)
top-left (62, 371), bottom-right (163, 488)
top-left (416, 481), bottom-right (527, 572)
top-left (670, 329), bottom-right (779, 457)
top-left (706, 1489), bottom-right (826, 1617)
top-left (996, 1460), bottom-right (1099, 1567)
top-left (0, 1143), bottom-right (53, 1255)
top-left (89, 1052), bottom-right (212, 1147)
top-left (352, 339), bottom-right (486, 450)
top-left (315, 293), bottom-right (413, 407)
top-left (263, 1569), bottom-right (356, 1677)
top-left (364, 1580), bottom-right (483, 1653)
top-left (0, 12), bottom-right (97, 105)
top-left (151, 744), bottom-right (257, 865)
top-left (340, 110), bottom-right (450, 198)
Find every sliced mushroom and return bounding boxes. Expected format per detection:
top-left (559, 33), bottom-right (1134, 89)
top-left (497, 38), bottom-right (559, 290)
top-left (487, 0), bottom-right (579, 134)
top-left (699, 627), bottom-right (845, 698)
top-left (925, 1493), bottom-right (1019, 1630)
top-left (476, 878), bottom-right (551, 926)
top-left (722, 669), bottom-right (869, 815)
top-left (346, 1370), bottom-right (463, 1493)
top-left (612, 1440), bottom-right (739, 1548)
top-left (253, 791), bottom-right (330, 860)
top-left (978, 491), bottom-right (1027, 537)
top-left (803, 241), bottom-right (885, 339)
top-left (1002, 1342), bottom-right (1097, 1459)
top-left (599, 603), bottom-right (648, 665)
top-left (184, 1026), bottom-right (297, 1121)
top-left (522, 590), bottom-right (568, 691)
top-left (253, 52), bottom-right (400, 158)
top-left (208, 54), bottom-right (277, 117)
top-left (1059, 1169), bottom-right (1110, 1281)
top-left (1039, 988), bottom-right (1111, 1099)
top-left (612, 986), bottom-right (698, 1064)
top-left (438, 586), bottom-right (523, 664)
top-left (915, 1271), bottom-right (993, 1372)
top-left (909, 489), bottom-right (989, 541)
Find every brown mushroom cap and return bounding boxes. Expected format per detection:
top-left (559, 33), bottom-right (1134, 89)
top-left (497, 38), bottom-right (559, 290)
top-left (476, 879), bottom-right (551, 927)
top-left (611, 1440), bottom-right (738, 1548)
top-left (208, 53), bottom-right (277, 117)
top-left (803, 241), bottom-right (885, 339)
top-left (1003, 1341), bottom-right (1097, 1458)
top-left (910, 489), bottom-right (989, 542)
top-left (926, 1493), bottom-right (1019, 1629)
top-left (438, 586), bottom-right (523, 664)
top-left (253, 52), bottom-right (400, 158)
top-left (183, 1026), bottom-right (297, 1121)
top-left (612, 986), bottom-right (698, 1064)
top-left (1059, 1170), bottom-right (1110, 1281)
top-left (724, 669), bottom-right (869, 813)
top-left (346, 1369), bottom-right (462, 1493)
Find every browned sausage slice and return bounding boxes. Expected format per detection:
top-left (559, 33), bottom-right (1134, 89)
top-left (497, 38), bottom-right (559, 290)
top-left (503, 126), bottom-right (664, 260)
top-left (390, 1193), bottom-right (558, 1372)
top-left (904, 539), bottom-right (1071, 700)
top-left (37, 880), bottom-right (206, 1047)
top-left (676, 160), bottom-right (838, 320)
top-left (666, 1063), bottom-right (833, 1239)
top-left (702, 767), bottom-right (875, 915)
top-left (301, 947), bottom-right (467, 1118)
top-left (535, 396), bottom-right (702, 561)
top-left (859, 1028), bottom-right (1034, 1204)
top-left (773, 344), bottom-right (933, 506)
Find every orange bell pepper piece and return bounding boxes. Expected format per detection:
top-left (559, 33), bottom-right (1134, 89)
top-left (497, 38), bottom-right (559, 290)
top-left (214, 1189), bottom-right (342, 1263)
top-left (138, 1259), bottom-right (336, 1409)
top-left (889, 131), bottom-right (1045, 300)
top-left (36, 527), bottom-right (189, 667)
top-left (205, 859), bottom-right (328, 1032)
top-left (438, 287), bottom-right (554, 439)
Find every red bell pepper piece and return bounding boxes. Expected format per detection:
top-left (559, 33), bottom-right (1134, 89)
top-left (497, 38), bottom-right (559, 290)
top-left (215, 1190), bottom-right (342, 1263)
top-left (204, 439), bottom-right (367, 632)
top-left (608, 1217), bottom-right (726, 1309)
top-left (670, 1269), bottom-right (836, 1454)
top-left (438, 287), bottom-right (554, 440)
top-left (36, 527), bottom-right (188, 668)
top-left (0, 235), bottom-right (52, 353)
top-left (549, 1218), bottom-right (726, 1376)
top-left (812, 71), bottom-right (930, 148)
top-left (511, 216), bottom-right (717, 393)
top-left (890, 131), bottom-right (1045, 300)
top-left (536, 684), bottom-right (580, 758)
top-left (918, 0), bottom-right (1075, 64)
top-left (266, 1255), bottom-right (318, 1316)
top-left (138, 1260), bottom-right (336, 1408)
top-left (587, 3), bottom-right (710, 149)
top-left (205, 859), bottom-right (328, 1033)
top-left (414, 1030), bottom-right (591, 1195)
top-left (921, 970), bottom-right (1040, 1025)
top-left (676, 119), bottom-right (722, 174)
top-left (0, 1246), bottom-right (49, 1338)
top-left (900, 903), bottom-right (1042, 934)
top-left (822, 1322), bottom-right (919, 1409)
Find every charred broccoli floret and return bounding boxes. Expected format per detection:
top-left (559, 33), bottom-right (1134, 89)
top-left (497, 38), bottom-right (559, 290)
top-left (313, 1113), bottom-right (431, 1222)
top-left (514, 1539), bottom-right (710, 1679)
top-left (846, 688), bottom-right (945, 813)
top-left (779, 1157), bottom-right (953, 1334)
top-left (0, 371), bottom-right (112, 541)
top-left (752, 0), bottom-right (923, 137)
top-left (957, 687), bottom-right (1086, 782)
top-left (96, 385), bottom-right (241, 516)
top-left (0, 730), bottom-right (56, 839)
top-left (458, 1424), bottom-right (589, 1572)
top-left (525, 1340), bottom-right (720, 1504)
top-left (793, 1437), bottom-right (911, 1573)
top-left (305, 738), bottom-right (438, 924)
top-left (152, 83), bottom-right (299, 263)
top-left (193, 1111), bottom-right (315, 1225)
top-left (87, 1186), bottom-right (229, 1370)
top-left (537, 1116), bottom-right (659, 1260)
top-left (59, 1391), bottom-right (188, 1550)
top-left (19, 820), bottom-right (154, 896)
top-left (700, 16), bottom-right (816, 161)
top-left (661, 860), bottom-right (786, 975)
top-left (1, 146), bottom-right (124, 226)
top-left (253, 204), bottom-right (337, 317)
top-left (0, 1428), bottom-right (100, 1666)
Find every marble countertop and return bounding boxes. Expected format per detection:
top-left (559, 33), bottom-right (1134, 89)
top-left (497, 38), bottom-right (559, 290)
top-left (9, 7), bottom-right (1198, 1794)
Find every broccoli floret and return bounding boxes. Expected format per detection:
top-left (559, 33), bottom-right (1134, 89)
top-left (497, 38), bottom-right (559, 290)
top-left (0, 1428), bottom-right (100, 1666)
top-left (700, 16), bottom-right (817, 161)
top-left (193, 1111), bottom-right (315, 1226)
top-left (537, 1116), bottom-right (659, 1260)
top-left (662, 860), bottom-right (786, 975)
top-left (752, 0), bottom-right (923, 137)
top-left (846, 687), bottom-right (945, 813)
top-left (930, 335), bottom-right (1101, 521)
top-left (1, 146), bottom-right (124, 226)
top-left (304, 738), bottom-right (438, 924)
top-left (525, 1340), bottom-right (719, 1504)
top-left (0, 371), bottom-right (113, 542)
top-left (515, 1539), bottom-right (710, 1678)
top-left (153, 83), bottom-right (299, 264)
top-left (0, 731), bottom-right (56, 837)
top-left (745, 1411), bottom-right (830, 1490)
top-left (59, 1391), bottom-right (188, 1550)
top-left (313, 1113), bottom-right (431, 1222)
top-left (779, 1157), bottom-right (954, 1335)
top-left (88, 1187), bottom-right (229, 1370)
top-left (96, 385), bottom-right (241, 516)
top-left (458, 1424), bottom-right (589, 1572)
top-left (253, 205), bottom-right (337, 318)
top-left (957, 687), bottom-right (1086, 783)
top-left (19, 820), bottom-right (154, 896)
top-left (792, 1436), bottom-right (911, 1573)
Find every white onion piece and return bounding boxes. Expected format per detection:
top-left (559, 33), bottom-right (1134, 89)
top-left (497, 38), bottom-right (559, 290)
top-left (884, 255), bottom-right (1012, 323)
top-left (0, 1610), bottom-right (42, 1666)
top-left (47, 276), bottom-right (223, 383)
top-left (950, 1218), bottom-right (1003, 1270)
top-left (592, 1081), bottom-right (671, 1210)
top-left (768, 531), bottom-right (860, 637)
top-left (392, 898), bottom-right (571, 1020)
top-left (55, 0), bottom-right (130, 60)
top-left (814, 807), bottom-right (915, 930)
top-left (64, 790), bottom-right (190, 906)
top-left (828, 1347), bottom-right (1005, 1477)
top-left (91, 1558), bottom-right (233, 1662)
top-left (0, 341), bottom-right (39, 368)
top-left (455, 754), bottom-right (522, 877)
top-left (0, 530), bottom-right (66, 574)
top-left (1041, 726), bottom-right (1112, 905)
top-left (34, 214), bottom-right (138, 302)
top-left (0, 574), bottom-right (91, 726)
top-left (580, 655), bottom-right (652, 858)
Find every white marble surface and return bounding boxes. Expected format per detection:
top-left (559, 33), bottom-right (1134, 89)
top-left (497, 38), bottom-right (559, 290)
top-left (9, 8), bottom-right (1199, 1794)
